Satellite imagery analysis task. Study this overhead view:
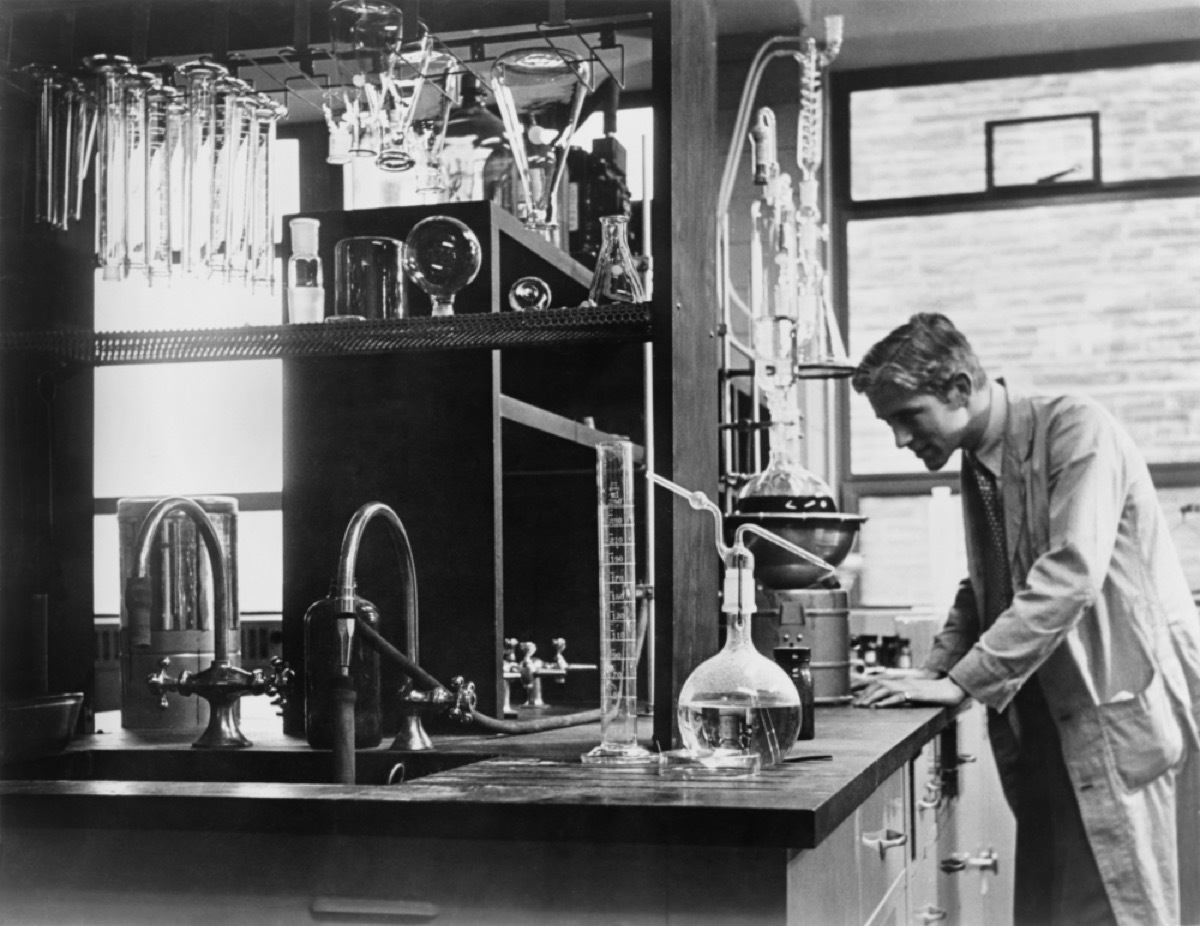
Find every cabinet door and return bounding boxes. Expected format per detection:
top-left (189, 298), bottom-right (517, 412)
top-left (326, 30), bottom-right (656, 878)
top-left (938, 703), bottom-right (1014, 926)
top-left (857, 766), bottom-right (909, 922)
top-left (788, 806), bottom-right (863, 926)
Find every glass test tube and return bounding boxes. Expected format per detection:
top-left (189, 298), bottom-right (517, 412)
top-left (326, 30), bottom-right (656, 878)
top-left (86, 54), bottom-right (133, 281)
top-left (179, 60), bottom-right (223, 277)
top-left (145, 83), bottom-right (178, 283)
top-left (582, 440), bottom-right (655, 765)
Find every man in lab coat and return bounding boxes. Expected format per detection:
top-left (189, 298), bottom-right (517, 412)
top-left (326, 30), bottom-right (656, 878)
top-left (850, 313), bottom-right (1200, 926)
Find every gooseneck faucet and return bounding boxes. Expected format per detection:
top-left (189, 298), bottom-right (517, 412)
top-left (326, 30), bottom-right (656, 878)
top-left (128, 497), bottom-right (290, 748)
top-left (331, 503), bottom-right (474, 766)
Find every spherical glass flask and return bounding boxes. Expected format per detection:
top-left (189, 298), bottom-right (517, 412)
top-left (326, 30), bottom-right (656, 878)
top-left (676, 610), bottom-right (801, 769)
top-left (402, 215), bottom-right (482, 316)
top-left (737, 418), bottom-right (836, 513)
top-left (508, 275), bottom-right (551, 311)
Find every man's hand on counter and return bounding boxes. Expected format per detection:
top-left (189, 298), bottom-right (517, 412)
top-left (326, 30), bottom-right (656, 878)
top-left (851, 669), bottom-right (968, 709)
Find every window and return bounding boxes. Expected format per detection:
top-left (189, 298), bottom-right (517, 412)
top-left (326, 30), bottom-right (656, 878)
top-left (836, 47), bottom-right (1200, 606)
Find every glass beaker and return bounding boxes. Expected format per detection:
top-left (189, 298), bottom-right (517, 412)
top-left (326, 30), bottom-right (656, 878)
top-left (490, 47), bottom-right (592, 237)
top-left (588, 214), bottom-right (645, 306)
top-left (402, 215), bottom-right (481, 316)
top-left (334, 235), bottom-right (405, 321)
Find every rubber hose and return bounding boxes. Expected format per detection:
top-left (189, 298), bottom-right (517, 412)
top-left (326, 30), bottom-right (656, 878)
top-left (355, 616), bottom-right (602, 735)
top-left (330, 680), bottom-right (356, 784)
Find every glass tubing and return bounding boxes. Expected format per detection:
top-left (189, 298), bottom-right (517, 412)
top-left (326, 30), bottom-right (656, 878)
top-left (70, 55), bottom-right (285, 288)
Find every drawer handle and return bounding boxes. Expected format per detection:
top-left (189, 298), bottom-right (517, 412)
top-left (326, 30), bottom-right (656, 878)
top-left (916, 904), bottom-right (949, 922)
top-left (862, 828), bottom-right (908, 858)
top-left (957, 753), bottom-right (978, 764)
top-left (918, 779), bottom-right (942, 810)
top-left (940, 849), bottom-right (999, 874)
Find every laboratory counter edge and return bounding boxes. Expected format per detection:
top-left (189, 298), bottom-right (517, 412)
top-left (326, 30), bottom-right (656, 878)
top-left (0, 705), bottom-right (951, 852)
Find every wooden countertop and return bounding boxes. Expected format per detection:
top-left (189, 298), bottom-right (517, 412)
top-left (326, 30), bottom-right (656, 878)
top-left (0, 705), bottom-right (951, 851)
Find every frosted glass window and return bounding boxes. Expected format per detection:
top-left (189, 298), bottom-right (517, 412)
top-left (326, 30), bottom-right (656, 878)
top-left (856, 492), bottom-right (967, 607)
top-left (94, 360), bottom-right (283, 497)
top-left (851, 61), bottom-right (1200, 200)
top-left (94, 509), bottom-right (282, 616)
top-left (847, 196), bottom-right (1200, 475)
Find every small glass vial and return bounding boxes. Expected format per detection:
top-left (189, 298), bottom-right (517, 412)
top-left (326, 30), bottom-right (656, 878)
top-left (588, 214), bottom-right (644, 306)
top-left (288, 217), bottom-right (325, 323)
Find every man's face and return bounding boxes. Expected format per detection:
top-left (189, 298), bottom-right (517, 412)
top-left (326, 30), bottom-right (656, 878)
top-left (866, 381), bottom-right (971, 471)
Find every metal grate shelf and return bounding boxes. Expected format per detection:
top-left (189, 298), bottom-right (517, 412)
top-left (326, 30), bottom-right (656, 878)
top-left (1, 303), bottom-right (652, 366)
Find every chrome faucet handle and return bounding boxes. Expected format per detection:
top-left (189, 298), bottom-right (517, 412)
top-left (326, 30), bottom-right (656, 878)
top-left (550, 637), bottom-right (569, 671)
top-left (147, 657), bottom-right (187, 710)
top-left (265, 657), bottom-right (294, 715)
top-left (446, 676), bottom-right (477, 724)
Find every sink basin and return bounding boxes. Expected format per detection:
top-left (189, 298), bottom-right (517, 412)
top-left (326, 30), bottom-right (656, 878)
top-left (0, 693), bottom-right (84, 763)
top-left (2, 746), bottom-right (487, 786)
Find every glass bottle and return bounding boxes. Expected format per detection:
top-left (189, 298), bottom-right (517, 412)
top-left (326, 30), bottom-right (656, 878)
top-left (775, 646), bottom-right (815, 741)
top-left (303, 589), bottom-right (382, 749)
top-left (287, 218), bottom-right (325, 323)
top-left (675, 548), bottom-right (801, 770)
top-left (588, 214), bottom-right (644, 306)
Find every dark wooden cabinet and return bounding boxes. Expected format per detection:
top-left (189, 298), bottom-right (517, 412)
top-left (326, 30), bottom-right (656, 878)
top-left (0, 0), bottom-right (719, 750)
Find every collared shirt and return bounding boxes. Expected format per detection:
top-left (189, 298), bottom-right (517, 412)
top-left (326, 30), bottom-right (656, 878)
top-left (971, 379), bottom-right (1008, 480)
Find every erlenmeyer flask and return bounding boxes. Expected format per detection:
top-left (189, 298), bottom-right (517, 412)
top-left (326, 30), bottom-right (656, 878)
top-left (587, 214), bottom-right (644, 305)
top-left (490, 47), bottom-right (592, 237)
top-left (402, 215), bottom-right (481, 316)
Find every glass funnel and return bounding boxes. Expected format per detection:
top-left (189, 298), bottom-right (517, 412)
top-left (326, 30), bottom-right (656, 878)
top-left (402, 215), bottom-right (481, 316)
top-left (490, 47), bottom-right (592, 237)
top-left (327, 0), bottom-right (403, 160)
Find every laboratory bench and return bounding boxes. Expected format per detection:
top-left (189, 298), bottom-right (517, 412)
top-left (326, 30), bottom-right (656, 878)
top-left (0, 702), bottom-right (1012, 926)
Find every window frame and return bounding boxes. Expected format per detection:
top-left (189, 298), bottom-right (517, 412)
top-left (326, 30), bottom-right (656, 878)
top-left (829, 40), bottom-right (1200, 510)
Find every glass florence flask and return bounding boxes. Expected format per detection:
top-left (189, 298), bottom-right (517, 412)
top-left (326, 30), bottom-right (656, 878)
top-left (588, 214), bottom-right (644, 306)
top-left (737, 414), bottom-right (836, 514)
top-left (402, 215), bottom-right (482, 316)
top-left (675, 542), bottom-right (801, 771)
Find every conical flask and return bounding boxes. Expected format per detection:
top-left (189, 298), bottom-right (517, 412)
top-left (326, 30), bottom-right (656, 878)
top-left (588, 214), bottom-right (644, 305)
top-left (490, 47), bottom-right (592, 237)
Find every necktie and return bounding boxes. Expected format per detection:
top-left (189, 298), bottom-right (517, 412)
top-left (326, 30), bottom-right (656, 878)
top-left (968, 454), bottom-right (1013, 626)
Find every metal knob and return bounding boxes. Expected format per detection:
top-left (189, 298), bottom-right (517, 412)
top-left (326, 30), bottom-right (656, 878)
top-left (917, 778), bottom-right (943, 810)
top-left (940, 849), bottom-right (999, 874)
top-left (862, 828), bottom-right (908, 859)
top-left (916, 905), bottom-right (948, 922)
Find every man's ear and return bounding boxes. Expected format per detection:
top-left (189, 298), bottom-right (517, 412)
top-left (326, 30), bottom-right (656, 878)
top-left (946, 372), bottom-right (974, 408)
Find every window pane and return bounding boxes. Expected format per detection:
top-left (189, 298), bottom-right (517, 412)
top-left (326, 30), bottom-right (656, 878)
top-left (848, 196), bottom-right (1200, 475)
top-left (94, 509), bottom-right (282, 616)
top-left (851, 61), bottom-right (1200, 200)
top-left (856, 491), bottom-right (967, 607)
top-left (94, 360), bottom-right (283, 497)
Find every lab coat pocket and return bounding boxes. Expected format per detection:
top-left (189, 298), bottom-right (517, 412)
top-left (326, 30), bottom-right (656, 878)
top-left (1099, 670), bottom-right (1185, 791)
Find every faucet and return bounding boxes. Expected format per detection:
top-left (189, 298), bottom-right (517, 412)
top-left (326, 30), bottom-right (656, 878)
top-left (331, 502), bottom-right (474, 760)
top-left (129, 497), bottom-right (291, 748)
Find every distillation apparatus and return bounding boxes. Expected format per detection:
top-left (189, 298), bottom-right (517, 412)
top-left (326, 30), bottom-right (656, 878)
top-left (718, 15), bottom-right (852, 513)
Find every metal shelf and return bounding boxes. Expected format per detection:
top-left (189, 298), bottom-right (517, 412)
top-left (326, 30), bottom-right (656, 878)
top-left (0, 303), bottom-right (652, 366)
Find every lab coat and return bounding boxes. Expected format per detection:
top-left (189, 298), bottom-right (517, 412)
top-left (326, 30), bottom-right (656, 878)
top-left (925, 388), bottom-right (1200, 926)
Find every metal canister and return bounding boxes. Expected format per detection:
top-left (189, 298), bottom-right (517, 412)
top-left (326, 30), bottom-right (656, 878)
top-left (117, 496), bottom-right (239, 731)
top-left (752, 587), bottom-right (851, 704)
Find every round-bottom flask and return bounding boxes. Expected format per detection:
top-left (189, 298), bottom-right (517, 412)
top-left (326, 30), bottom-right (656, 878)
top-left (676, 610), bottom-right (801, 769)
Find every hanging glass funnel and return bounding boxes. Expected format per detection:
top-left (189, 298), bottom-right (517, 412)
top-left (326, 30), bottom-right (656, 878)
top-left (490, 47), bottom-right (592, 238)
top-left (327, 0), bottom-right (403, 161)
